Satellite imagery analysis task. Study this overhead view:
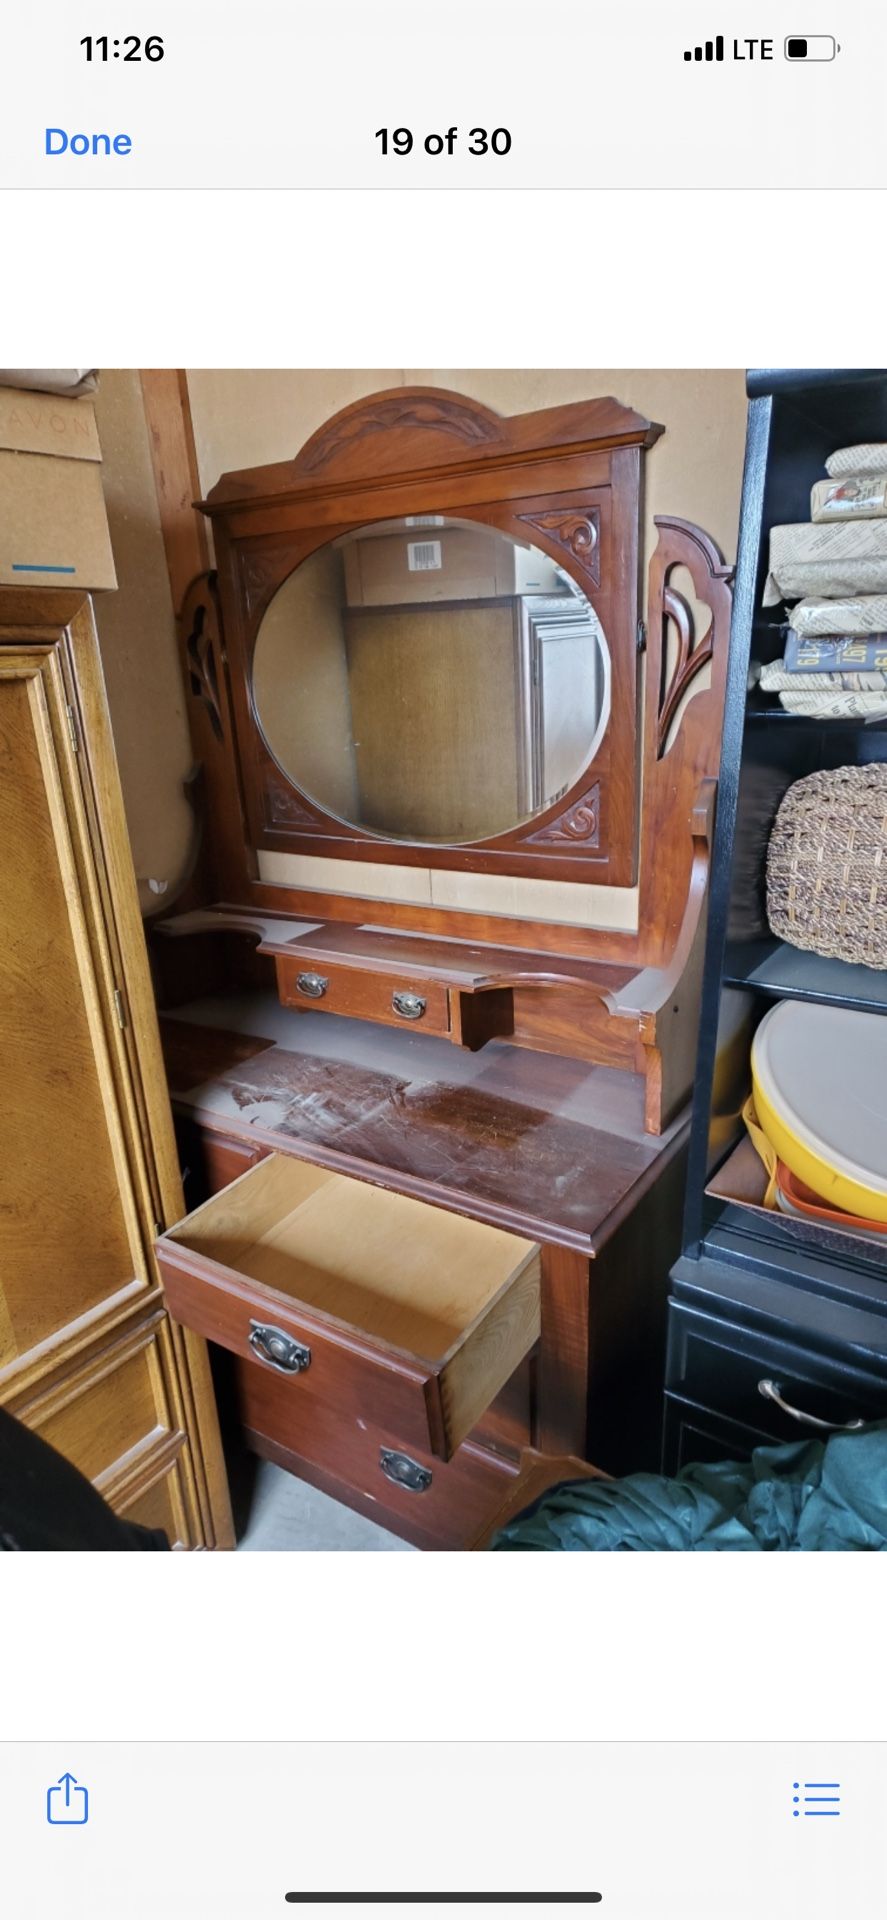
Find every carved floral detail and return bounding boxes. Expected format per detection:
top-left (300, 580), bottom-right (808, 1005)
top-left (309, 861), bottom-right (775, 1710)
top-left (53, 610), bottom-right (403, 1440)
top-left (525, 786), bottom-right (601, 848)
top-left (240, 551), bottom-right (278, 619)
top-left (264, 773), bottom-right (319, 829)
top-left (517, 508), bottom-right (601, 584)
top-left (657, 580), bottom-right (714, 757)
top-left (299, 396), bottom-right (501, 473)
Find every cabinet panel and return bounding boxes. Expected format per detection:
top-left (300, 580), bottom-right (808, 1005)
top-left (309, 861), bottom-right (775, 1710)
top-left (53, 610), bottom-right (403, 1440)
top-left (116, 1453), bottom-right (195, 1548)
top-left (17, 1311), bottom-right (186, 1491)
top-left (0, 651), bottom-right (150, 1376)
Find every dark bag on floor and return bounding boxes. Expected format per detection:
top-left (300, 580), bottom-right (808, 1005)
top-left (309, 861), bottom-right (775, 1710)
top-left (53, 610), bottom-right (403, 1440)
top-left (491, 1424), bottom-right (887, 1552)
top-left (0, 1405), bottom-right (169, 1551)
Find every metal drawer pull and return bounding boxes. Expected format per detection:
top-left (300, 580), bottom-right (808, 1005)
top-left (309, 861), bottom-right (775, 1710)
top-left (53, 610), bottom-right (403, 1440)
top-left (392, 990), bottom-right (426, 1021)
top-left (379, 1447), bottom-right (432, 1493)
top-left (296, 971), bottom-right (328, 999)
top-left (758, 1378), bottom-right (865, 1433)
top-left (248, 1320), bottom-right (311, 1375)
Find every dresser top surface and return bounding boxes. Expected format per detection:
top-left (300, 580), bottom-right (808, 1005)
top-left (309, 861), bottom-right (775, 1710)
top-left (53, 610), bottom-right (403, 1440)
top-left (160, 992), bottom-right (687, 1254)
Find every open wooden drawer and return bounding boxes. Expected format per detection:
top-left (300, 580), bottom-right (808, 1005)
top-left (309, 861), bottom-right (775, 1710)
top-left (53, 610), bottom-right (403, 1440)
top-left (155, 1154), bottom-right (541, 1461)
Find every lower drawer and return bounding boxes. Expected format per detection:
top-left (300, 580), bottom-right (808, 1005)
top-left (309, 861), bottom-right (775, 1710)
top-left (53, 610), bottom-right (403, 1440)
top-left (157, 1152), bottom-right (541, 1462)
top-left (234, 1349), bottom-right (520, 1549)
top-left (667, 1301), bottom-right (887, 1445)
top-left (662, 1395), bottom-right (776, 1475)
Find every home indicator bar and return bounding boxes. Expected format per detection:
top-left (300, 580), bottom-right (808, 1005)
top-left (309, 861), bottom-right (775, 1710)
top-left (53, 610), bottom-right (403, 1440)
top-left (285, 1898), bottom-right (603, 1908)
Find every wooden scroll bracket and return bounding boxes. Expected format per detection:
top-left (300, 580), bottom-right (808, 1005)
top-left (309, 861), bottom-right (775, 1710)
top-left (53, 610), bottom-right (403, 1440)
top-left (604, 778), bottom-right (718, 1132)
top-left (601, 515), bottom-right (734, 1131)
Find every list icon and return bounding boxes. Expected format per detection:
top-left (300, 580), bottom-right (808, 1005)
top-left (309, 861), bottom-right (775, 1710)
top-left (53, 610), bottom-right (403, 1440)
top-left (792, 1779), bottom-right (841, 1817)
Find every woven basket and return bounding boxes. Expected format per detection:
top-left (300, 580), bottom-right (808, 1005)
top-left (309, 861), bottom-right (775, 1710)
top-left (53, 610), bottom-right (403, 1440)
top-left (766, 764), bottom-right (887, 969)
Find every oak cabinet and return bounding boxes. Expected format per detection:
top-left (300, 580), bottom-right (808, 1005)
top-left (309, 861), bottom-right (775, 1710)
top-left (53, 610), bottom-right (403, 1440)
top-left (0, 589), bottom-right (232, 1549)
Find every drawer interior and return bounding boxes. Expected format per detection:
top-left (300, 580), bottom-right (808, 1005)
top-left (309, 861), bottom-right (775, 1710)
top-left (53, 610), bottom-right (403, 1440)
top-left (164, 1152), bottom-right (539, 1363)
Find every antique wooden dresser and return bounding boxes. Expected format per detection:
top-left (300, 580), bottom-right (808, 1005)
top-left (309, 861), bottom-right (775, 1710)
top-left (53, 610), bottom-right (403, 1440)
top-left (140, 387), bottom-right (736, 1548)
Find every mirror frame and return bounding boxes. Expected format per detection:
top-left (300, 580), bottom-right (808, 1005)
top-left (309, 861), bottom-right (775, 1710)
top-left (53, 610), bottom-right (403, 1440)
top-left (200, 388), bottom-right (663, 886)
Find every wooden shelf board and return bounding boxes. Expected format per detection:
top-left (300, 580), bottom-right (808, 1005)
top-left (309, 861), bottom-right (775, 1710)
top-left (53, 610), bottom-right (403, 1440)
top-left (258, 918), bottom-right (634, 994)
top-left (723, 937), bottom-right (887, 1016)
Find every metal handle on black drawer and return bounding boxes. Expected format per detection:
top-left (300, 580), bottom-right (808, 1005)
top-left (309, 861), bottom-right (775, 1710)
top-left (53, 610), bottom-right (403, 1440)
top-left (391, 990), bottom-right (426, 1021)
top-left (758, 1378), bottom-right (865, 1433)
top-left (296, 971), bottom-right (328, 999)
top-left (248, 1320), bottom-right (311, 1375)
top-left (379, 1447), bottom-right (432, 1493)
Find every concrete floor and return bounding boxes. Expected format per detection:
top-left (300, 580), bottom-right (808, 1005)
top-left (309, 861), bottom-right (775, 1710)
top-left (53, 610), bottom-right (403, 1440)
top-left (235, 1459), bottom-right (415, 1551)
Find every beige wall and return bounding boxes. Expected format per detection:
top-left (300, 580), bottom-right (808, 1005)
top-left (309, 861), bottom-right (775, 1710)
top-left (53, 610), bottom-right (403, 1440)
top-left (96, 369), bottom-right (747, 904)
top-left (92, 369), bottom-right (194, 908)
top-left (187, 368), bottom-right (747, 571)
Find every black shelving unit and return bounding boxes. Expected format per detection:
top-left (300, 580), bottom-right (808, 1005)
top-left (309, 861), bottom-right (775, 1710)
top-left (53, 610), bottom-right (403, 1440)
top-left (664, 369), bottom-right (887, 1472)
top-left (722, 938), bottom-right (887, 1015)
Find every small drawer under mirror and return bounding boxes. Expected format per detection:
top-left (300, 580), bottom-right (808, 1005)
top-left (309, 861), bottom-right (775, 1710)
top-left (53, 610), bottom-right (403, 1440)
top-left (275, 951), bottom-right (452, 1035)
top-left (155, 1153), bottom-right (541, 1461)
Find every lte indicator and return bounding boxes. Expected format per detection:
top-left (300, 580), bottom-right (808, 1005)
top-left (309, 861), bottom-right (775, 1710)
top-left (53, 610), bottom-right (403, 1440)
top-left (683, 37), bottom-right (775, 61)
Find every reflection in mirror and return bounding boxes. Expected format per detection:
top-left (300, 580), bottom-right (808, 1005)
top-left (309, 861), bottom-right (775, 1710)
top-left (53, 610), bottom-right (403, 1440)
top-left (252, 516), bottom-right (610, 843)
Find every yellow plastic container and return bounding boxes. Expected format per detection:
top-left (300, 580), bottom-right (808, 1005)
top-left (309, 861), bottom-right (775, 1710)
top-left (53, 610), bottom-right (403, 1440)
top-left (751, 1000), bottom-right (887, 1224)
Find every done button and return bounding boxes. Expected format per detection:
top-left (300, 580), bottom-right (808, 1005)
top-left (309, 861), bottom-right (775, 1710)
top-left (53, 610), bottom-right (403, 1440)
top-left (45, 129), bottom-right (132, 155)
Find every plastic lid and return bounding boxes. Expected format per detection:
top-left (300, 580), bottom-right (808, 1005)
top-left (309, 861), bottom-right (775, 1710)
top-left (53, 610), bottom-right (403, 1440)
top-left (751, 1000), bottom-right (887, 1197)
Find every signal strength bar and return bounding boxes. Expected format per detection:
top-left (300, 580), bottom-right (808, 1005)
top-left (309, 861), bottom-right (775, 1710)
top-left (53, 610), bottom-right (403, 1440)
top-left (684, 35), bottom-right (724, 60)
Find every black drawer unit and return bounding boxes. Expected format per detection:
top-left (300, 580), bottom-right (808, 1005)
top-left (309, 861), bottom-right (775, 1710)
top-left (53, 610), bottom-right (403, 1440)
top-left (664, 1250), bottom-right (887, 1469)
top-left (663, 1400), bottom-right (778, 1476)
top-left (667, 369), bottom-right (887, 1475)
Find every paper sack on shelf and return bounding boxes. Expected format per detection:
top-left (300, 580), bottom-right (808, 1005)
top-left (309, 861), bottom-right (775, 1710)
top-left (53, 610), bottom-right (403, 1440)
top-left (789, 594), bottom-right (887, 637)
top-left (826, 442), bottom-right (887, 478)
top-left (764, 520), bottom-right (887, 605)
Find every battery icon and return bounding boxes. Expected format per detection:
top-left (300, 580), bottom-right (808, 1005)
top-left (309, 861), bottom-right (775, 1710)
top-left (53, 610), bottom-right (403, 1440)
top-left (784, 35), bottom-right (838, 59)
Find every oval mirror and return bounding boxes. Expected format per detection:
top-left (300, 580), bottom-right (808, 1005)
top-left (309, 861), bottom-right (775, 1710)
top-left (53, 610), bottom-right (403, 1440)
top-left (252, 515), bottom-right (610, 844)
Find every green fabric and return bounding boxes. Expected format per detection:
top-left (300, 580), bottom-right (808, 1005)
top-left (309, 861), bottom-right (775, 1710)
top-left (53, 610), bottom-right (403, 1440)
top-left (491, 1425), bottom-right (887, 1552)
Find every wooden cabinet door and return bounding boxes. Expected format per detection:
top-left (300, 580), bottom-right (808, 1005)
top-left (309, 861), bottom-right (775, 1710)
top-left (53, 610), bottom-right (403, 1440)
top-left (0, 640), bottom-right (155, 1381)
top-left (0, 593), bottom-right (232, 1547)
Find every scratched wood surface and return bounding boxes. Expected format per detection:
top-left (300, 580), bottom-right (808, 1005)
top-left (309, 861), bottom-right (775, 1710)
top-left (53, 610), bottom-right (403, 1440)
top-left (160, 995), bottom-right (687, 1253)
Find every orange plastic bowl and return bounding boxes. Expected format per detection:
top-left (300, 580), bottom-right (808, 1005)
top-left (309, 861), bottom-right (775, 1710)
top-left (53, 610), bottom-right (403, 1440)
top-left (776, 1161), bottom-right (887, 1237)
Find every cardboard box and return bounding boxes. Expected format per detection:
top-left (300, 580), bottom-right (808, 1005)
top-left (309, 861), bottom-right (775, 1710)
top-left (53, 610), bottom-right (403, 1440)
top-left (343, 524), bottom-right (560, 608)
top-left (0, 386), bottom-right (117, 589)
